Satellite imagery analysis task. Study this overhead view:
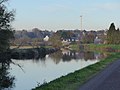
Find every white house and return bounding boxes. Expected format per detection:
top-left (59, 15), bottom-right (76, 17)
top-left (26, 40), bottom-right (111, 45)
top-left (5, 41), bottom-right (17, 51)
top-left (43, 36), bottom-right (49, 41)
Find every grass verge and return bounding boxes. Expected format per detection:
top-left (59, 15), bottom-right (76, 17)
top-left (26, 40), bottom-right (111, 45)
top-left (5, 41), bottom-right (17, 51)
top-left (70, 44), bottom-right (120, 52)
top-left (10, 45), bottom-right (53, 49)
top-left (84, 44), bottom-right (120, 52)
top-left (33, 52), bottom-right (120, 90)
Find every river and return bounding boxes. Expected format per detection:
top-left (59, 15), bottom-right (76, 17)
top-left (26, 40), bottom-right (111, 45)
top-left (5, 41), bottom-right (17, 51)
top-left (0, 50), bottom-right (107, 90)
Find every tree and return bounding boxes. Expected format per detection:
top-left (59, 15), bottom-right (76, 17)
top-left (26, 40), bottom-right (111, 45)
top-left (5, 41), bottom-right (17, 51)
top-left (82, 32), bottom-right (95, 44)
top-left (115, 28), bottom-right (120, 44)
top-left (0, 63), bottom-right (15, 89)
top-left (107, 23), bottom-right (116, 44)
top-left (0, 0), bottom-right (14, 52)
top-left (49, 33), bottom-right (62, 48)
top-left (107, 23), bottom-right (120, 44)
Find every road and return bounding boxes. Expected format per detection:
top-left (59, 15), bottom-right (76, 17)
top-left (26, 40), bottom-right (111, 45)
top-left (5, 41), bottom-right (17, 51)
top-left (78, 59), bottom-right (120, 90)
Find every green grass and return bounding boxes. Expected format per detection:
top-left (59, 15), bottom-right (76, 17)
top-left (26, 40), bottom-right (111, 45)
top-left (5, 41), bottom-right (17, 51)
top-left (10, 46), bottom-right (33, 49)
top-left (10, 45), bottom-right (53, 49)
top-left (85, 44), bottom-right (120, 49)
top-left (84, 44), bottom-right (120, 53)
top-left (69, 44), bottom-right (79, 51)
top-left (70, 44), bottom-right (120, 52)
top-left (33, 52), bottom-right (120, 90)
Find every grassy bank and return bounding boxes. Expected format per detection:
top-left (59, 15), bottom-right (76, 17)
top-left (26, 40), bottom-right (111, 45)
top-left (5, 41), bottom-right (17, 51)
top-left (10, 45), bottom-right (53, 49)
top-left (69, 44), bottom-right (80, 51)
top-left (84, 44), bottom-right (120, 52)
top-left (10, 45), bottom-right (34, 49)
top-left (33, 52), bottom-right (120, 90)
top-left (70, 44), bottom-right (120, 52)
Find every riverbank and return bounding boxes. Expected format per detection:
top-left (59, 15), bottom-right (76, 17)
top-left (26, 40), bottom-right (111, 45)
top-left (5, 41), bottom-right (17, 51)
top-left (0, 47), bottom-right (59, 61)
top-left (33, 52), bottom-right (120, 90)
top-left (84, 44), bottom-right (120, 52)
top-left (11, 47), bottom-right (59, 59)
top-left (70, 44), bottom-right (120, 52)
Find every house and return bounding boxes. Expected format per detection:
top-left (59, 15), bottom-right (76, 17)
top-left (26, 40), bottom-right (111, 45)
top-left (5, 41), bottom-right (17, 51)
top-left (94, 37), bottom-right (102, 44)
top-left (44, 36), bottom-right (49, 41)
top-left (62, 40), bottom-right (70, 46)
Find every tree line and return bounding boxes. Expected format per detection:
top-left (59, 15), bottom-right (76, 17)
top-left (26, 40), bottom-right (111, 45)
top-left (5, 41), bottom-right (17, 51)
top-left (107, 23), bottom-right (120, 44)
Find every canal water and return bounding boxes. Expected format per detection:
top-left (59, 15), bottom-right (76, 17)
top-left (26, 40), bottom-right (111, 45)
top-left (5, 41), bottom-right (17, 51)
top-left (1, 50), bottom-right (107, 90)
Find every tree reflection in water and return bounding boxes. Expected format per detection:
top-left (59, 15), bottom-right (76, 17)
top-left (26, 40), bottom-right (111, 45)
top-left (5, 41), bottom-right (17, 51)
top-left (12, 50), bottom-right (108, 65)
top-left (49, 51), bottom-right (63, 64)
top-left (49, 50), bottom-right (108, 64)
top-left (0, 62), bottom-right (15, 90)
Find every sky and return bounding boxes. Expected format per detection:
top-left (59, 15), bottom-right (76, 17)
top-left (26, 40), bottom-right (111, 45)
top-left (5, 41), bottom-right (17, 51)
top-left (7, 0), bottom-right (120, 31)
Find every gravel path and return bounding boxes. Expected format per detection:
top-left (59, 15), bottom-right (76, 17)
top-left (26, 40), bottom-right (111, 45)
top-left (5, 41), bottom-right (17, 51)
top-left (78, 59), bottom-right (120, 90)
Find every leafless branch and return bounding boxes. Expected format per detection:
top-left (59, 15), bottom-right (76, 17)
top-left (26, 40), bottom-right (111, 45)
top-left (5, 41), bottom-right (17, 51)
top-left (11, 61), bottom-right (25, 73)
top-left (0, 0), bottom-right (8, 4)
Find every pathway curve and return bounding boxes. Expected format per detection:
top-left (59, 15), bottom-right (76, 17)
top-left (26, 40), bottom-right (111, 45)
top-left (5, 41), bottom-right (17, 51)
top-left (78, 59), bottom-right (120, 90)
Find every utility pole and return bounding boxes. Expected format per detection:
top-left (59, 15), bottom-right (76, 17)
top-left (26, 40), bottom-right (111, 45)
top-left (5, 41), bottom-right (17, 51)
top-left (80, 15), bottom-right (82, 30)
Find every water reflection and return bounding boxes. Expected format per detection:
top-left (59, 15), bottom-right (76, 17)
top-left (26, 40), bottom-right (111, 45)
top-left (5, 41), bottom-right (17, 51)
top-left (48, 50), bottom-right (107, 64)
top-left (0, 62), bottom-right (15, 90)
top-left (2, 50), bottom-right (108, 90)
top-left (12, 50), bottom-right (108, 64)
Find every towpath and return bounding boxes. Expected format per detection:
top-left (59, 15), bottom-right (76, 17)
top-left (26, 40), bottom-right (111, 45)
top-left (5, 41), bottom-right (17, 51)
top-left (78, 59), bottom-right (120, 90)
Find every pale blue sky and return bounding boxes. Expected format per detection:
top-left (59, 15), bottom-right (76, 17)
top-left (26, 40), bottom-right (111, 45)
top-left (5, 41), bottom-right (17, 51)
top-left (8, 0), bottom-right (120, 31)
